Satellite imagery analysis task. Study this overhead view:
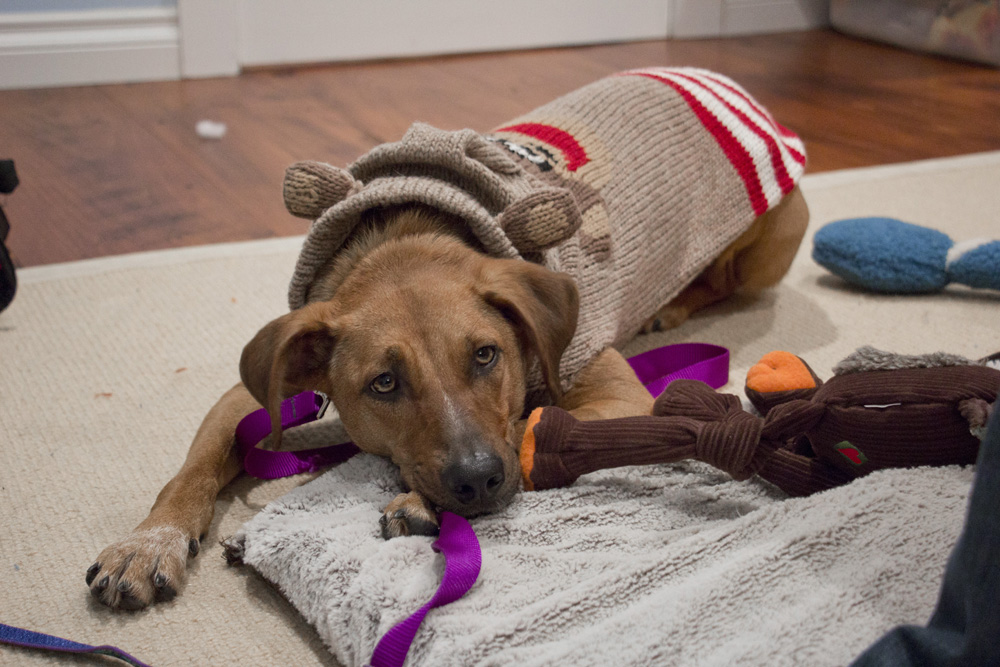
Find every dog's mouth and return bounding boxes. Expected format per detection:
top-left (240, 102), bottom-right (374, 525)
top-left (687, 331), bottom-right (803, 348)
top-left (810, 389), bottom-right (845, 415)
top-left (404, 461), bottom-right (521, 519)
top-left (430, 481), bottom-right (519, 518)
top-left (394, 430), bottom-right (526, 519)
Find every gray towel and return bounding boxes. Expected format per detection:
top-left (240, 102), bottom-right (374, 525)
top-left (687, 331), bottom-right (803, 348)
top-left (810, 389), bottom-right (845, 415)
top-left (233, 452), bottom-right (971, 666)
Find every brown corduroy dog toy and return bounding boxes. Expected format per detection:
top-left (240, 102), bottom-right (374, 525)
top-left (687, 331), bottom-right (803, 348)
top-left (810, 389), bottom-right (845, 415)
top-left (520, 347), bottom-right (1000, 496)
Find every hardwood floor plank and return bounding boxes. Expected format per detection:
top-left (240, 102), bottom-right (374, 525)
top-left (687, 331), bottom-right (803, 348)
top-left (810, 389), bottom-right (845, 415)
top-left (1, 29), bottom-right (998, 267)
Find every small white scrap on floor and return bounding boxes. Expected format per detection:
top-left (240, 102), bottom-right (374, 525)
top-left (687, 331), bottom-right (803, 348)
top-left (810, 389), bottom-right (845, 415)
top-left (196, 119), bottom-right (227, 139)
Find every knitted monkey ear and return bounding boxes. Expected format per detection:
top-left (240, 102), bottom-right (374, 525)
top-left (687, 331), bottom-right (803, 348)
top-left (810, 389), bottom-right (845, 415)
top-left (283, 161), bottom-right (363, 219)
top-left (497, 188), bottom-right (583, 254)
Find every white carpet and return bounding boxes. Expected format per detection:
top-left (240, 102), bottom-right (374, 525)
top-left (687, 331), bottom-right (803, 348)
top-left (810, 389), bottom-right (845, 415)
top-left (2, 151), bottom-right (999, 666)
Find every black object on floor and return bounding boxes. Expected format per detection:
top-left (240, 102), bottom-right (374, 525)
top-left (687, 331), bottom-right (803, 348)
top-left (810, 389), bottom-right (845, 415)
top-left (1, 159), bottom-right (18, 313)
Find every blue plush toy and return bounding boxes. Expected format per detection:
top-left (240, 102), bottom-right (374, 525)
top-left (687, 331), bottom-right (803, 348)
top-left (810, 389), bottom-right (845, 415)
top-left (813, 217), bottom-right (1000, 293)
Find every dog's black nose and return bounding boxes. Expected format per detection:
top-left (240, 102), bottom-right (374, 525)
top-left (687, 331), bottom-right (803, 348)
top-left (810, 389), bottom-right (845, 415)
top-left (442, 453), bottom-right (505, 505)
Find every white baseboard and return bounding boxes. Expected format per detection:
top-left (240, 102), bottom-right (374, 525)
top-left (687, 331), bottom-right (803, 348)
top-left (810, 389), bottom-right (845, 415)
top-left (0, 7), bottom-right (180, 90)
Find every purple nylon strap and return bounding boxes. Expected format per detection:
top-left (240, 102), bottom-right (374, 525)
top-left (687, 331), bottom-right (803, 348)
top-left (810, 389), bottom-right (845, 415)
top-left (628, 342), bottom-right (729, 395)
top-left (368, 512), bottom-right (482, 667)
top-left (0, 622), bottom-right (151, 667)
top-left (235, 391), bottom-right (359, 479)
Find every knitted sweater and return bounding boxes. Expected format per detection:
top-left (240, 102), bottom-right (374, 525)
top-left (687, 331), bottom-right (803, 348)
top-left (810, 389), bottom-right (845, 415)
top-left (284, 68), bottom-right (806, 394)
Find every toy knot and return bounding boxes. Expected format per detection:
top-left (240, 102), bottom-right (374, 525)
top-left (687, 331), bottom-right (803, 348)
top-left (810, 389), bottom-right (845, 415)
top-left (760, 399), bottom-right (826, 444)
top-left (656, 380), bottom-right (768, 480)
top-left (653, 379), bottom-right (740, 421)
top-left (695, 411), bottom-right (764, 480)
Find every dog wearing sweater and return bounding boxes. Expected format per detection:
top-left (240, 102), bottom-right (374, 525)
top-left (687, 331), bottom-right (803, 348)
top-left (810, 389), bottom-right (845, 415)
top-left (87, 68), bottom-right (809, 610)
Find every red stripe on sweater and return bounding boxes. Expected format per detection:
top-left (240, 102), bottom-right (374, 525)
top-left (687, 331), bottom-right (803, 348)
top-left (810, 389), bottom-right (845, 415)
top-left (494, 123), bottom-right (590, 172)
top-left (698, 72), bottom-right (807, 168)
top-left (774, 122), bottom-right (806, 163)
top-left (629, 71), bottom-right (768, 216)
top-left (782, 142), bottom-right (806, 166)
top-left (707, 70), bottom-right (806, 165)
top-left (676, 72), bottom-right (796, 197)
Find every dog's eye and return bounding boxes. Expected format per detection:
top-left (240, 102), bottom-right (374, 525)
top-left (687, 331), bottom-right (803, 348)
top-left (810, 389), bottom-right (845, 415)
top-left (474, 345), bottom-right (497, 367)
top-left (369, 372), bottom-right (397, 394)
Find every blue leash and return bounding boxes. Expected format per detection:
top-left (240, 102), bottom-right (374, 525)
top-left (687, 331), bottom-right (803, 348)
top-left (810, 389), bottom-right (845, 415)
top-left (0, 622), bottom-right (152, 666)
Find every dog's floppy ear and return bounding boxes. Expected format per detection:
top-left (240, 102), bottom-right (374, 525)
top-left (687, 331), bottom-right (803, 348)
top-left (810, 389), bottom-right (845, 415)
top-left (240, 302), bottom-right (338, 449)
top-left (480, 259), bottom-right (579, 402)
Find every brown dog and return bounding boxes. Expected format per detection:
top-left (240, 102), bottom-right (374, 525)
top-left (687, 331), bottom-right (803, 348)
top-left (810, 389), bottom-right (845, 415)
top-left (86, 70), bottom-right (809, 610)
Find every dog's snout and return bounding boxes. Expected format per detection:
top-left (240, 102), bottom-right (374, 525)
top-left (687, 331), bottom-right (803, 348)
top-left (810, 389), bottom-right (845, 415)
top-left (442, 453), bottom-right (505, 506)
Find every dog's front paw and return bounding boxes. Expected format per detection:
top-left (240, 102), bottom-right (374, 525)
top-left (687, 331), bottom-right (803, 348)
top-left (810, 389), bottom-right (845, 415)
top-left (379, 492), bottom-right (440, 539)
top-left (87, 526), bottom-right (198, 610)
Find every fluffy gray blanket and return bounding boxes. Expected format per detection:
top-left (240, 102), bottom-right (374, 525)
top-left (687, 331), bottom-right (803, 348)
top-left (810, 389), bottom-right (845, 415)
top-left (232, 450), bottom-right (971, 666)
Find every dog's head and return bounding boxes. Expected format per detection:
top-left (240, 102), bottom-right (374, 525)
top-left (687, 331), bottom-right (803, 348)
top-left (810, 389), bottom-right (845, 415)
top-left (240, 233), bottom-right (578, 516)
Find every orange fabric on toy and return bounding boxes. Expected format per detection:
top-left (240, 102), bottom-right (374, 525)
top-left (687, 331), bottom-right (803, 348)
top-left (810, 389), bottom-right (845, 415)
top-left (519, 408), bottom-right (544, 491)
top-left (746, 350), bottom-right (817, 393)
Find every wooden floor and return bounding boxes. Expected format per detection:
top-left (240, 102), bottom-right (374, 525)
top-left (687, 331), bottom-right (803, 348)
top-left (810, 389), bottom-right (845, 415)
top-left (2, 29), bottom-right (999, 268)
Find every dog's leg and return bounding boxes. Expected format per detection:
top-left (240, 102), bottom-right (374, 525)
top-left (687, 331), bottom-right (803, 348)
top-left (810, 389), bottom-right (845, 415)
top-left (642, 185), bottom-right (809, 332)
top-left (87, 383), bottom-right (257, 610)
top-left (559, 347), bottom-right (655, 421)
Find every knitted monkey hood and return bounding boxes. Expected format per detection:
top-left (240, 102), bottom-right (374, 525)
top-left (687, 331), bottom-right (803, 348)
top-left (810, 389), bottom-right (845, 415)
top-left (285, 122), bottom-right (583, 310)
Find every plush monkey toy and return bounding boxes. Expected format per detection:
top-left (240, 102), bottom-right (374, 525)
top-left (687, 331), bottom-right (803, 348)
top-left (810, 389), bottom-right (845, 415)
top-left (520, 347), bottom-right (999, 496)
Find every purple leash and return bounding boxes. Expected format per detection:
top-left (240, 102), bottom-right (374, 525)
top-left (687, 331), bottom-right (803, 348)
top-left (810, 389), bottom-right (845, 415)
top-left (234, 390), bottom-right (359, 478)
top-left (0, 623), bottom-right (151, 667)
top-left (628, 342), bottom-right (729, 395)
top-left (368, 512), bottom-right (482, 667)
